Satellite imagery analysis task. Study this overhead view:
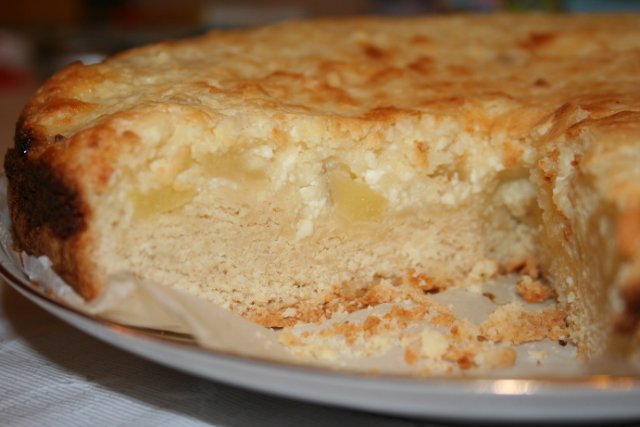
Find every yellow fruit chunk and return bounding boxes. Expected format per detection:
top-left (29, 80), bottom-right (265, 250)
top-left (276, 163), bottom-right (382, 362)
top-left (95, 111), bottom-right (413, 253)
top-left (153, 145), bottom-right (192, 185)
top-left (131, 186), bottom-right (196, 219)
top-left (199, 150), bottom-right (265, 183)
top-left (328, 171), bottom-right (387, 221)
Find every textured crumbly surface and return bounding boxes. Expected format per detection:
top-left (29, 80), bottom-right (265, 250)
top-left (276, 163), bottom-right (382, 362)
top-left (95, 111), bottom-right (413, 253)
top-left (278, 274), bottom-right (568, 374)
top-left (4, 14), bottom-right (640, 359)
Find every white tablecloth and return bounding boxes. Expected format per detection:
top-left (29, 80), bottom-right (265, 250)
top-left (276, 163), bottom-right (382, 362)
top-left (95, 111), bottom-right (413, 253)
top-left (0, 283), bottom-right (454, 427)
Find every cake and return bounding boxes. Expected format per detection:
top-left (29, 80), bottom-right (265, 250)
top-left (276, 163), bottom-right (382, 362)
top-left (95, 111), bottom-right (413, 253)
top-left (5, 14), bottom-right (640, 359)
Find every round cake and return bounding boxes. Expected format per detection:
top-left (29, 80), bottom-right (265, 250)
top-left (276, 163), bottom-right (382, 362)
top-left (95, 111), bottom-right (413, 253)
top-left (5, 13), bottom-right (640, 359)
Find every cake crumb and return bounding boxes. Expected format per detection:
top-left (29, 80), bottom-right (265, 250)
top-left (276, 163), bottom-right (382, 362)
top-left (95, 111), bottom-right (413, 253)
top-left (516, 275), bottom-right (556, 303)
top-left (279, 331), bottom-right (301, 346)
top-left (505, 257), bottom-right (540, 279)
top-left (482, 291), bottom-right (497, 303)
top-left (477, 346), bottom-right (517, 369)
top-left (480, 303), bottom-right (568, 344)
top-left (281, 307), bottom-right (298, 318)
top-left (419, 328), bottom-right (449, 359)
top-left (363, 315), bottom-right (382, 335)
top-left (467, 259), bottom-right (499, 284)
top-left (404, 347), bottom-right (420, 365)
top-left (430, 312), bottom-right (457, 327)
top-left (406, 269), bottom-right (440, 293)
top-left (444, 347), bottom-right (477, 370)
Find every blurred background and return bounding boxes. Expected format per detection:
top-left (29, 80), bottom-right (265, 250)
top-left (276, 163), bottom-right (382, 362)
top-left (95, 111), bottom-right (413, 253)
top-left (1, 0), bottom-right (640, 146)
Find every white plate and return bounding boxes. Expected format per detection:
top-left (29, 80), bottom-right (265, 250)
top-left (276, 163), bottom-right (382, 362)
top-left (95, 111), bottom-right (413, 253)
top-left (1, 247), bottom-right (640, 422)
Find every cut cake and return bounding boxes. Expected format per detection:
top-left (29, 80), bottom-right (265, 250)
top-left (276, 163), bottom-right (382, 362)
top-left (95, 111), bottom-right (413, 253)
top-left (5, 14), bottom-right (640, 359)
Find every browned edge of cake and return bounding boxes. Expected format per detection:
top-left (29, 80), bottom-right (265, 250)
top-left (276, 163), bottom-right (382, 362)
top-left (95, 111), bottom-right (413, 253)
top-left (4, 117), bottom-right (100, 299)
